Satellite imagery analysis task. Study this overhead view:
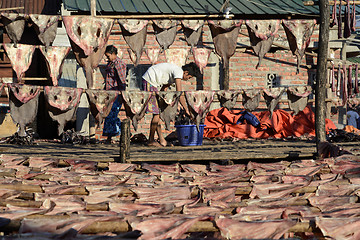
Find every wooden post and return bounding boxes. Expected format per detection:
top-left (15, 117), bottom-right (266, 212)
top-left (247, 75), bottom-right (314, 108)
top-left (90, 0), bottom-right (96, 16)
top-left (315, 0), bottom-right (330, 154)
top-left (119, 119), bottom-right (130, 163)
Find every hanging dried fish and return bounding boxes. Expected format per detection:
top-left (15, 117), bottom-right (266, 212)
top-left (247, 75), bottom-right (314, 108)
top-left (246, 20), bottom-right (281, 68)
top-left (118, 19), bottom-right (148, 66)
top-left (351, 0), bottom-right (356, 32)
top-left (331, 0), bottom-right (338, 27)
top-left (153, 20), bottom-right (178, 51)
top-left (217, 90), bottom-right (241, 110)
top-left (348, 64), bottom-right (353, 96)
top-left (342, 65), bottom-right (348, 106)
top-left (338, 0), bottom-right (343, 39)
top-left (355, 64), bottom-right (359, 94)
top-left (337, 64), bottom-right (342, 97)
top-left (331, 64), bottom-right (336, 92)
top-left (344, 0), bottom-right (351, 38)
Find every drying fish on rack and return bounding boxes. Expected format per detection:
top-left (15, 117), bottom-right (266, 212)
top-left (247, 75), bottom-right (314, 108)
top-left (337, 64), bottom-right (342, 97)
top-left (8, 84), bottom-right (41, 136)
top-left (1, 13), bottom-right (25, 47)
top-left (3, 43), bottom-right (36, 82)
top-left (331, 64), bottom-right (336, 92)
top-left (39, 46), bottom-right (71, 86)
top-left (344, 0), bottom-right (351, 38)
top-left (331, 0), bottom-right (338, 27)
top-left (208, 20), bottom-right (242, 69)
top-left (145, 48), bottom-right (161, 65)
top-left (118, 19), bottom-right (148, 66)
top-left (44, 86), bottom-right (83, 135)
top-left (192, 47), bottom-right (211, 74)
top-left (86, 89), bottom-right (119, 126)
top-left (122, 91), bottom-right (152, 131)
top-left (338, 0), bottom-right (343, 38)
top-left (127, 48), bottom-right (138, 65)
top-left (282, 19), bottom-right (316, 74)
top-left (181, 20), bottom-right (204, 49)
top-left (29, 15), bottom-right (59, 49)
top-left (153, 20), bottom-right (178, 51)
top-left (246, 20), bottom-right (281, 69)
top-left (351, 0), bottom-right (356, 32)
top-left (348, 64), bottom-right (353, 97)
top-left (263, 87), bottom-right (286, 117)
top-left (342, 65), bottom-right (348, 106)
top-left (217, 90), bottom-right (241, 110)
top-left (63, 16), bottom-right (114, 89)
top-left (157, 91), bottom-right (183, 130)
top-left (165, 48), bottom-right (189, 67)
top-left (287, 86), bottom-right (312, 115)
top-left (355, 64), bottom-right (359, 94)
top-left (185, 91), bottom-right (214, 130)
top-left (242, 89), bottom-right (261, 112)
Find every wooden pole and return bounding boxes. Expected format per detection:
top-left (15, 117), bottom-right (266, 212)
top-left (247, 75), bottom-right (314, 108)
top-left (119, 118), bottom-right (131, 163)
top-left (90, 0), bottom-right (96, 16)
top-left (315, 0), bottom-right (330, 155)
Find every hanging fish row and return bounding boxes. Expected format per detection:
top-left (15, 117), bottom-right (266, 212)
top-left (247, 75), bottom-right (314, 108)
top-left (2, 83), bottom-right (318, 137)
top-left (329, 63), bottom-right (359, 106)
top-left (331, 0), bottom-right (356, 39)
top-left (1, 13), bottom-right (321, 89)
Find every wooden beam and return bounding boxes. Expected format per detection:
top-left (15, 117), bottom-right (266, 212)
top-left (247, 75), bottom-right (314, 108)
top-left (305, 0), bottom-right (360, 6)
top-left (315, 0), bottom-right (330, 153)
top-left (95, 14), bottom-right (231, 19)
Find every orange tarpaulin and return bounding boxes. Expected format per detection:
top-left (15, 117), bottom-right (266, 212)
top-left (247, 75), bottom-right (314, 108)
top-left (204, 106), bottom-right (336, 139)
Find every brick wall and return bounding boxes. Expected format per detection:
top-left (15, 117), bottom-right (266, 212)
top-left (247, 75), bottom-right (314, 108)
top-left (92, 21), bottom-right (337, 141)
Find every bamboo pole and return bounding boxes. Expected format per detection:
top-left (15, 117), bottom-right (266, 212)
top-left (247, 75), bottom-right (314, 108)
top-left (90, 0), bottom-right (96, 17)
top-left (315, 0), bottom-right (330, 152)
top-left (0, 7), bottom-right (24, 11)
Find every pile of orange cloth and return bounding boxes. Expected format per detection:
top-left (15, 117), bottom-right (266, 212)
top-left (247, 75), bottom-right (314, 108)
top-left (204, 106), bottom-right (336, 139)
top-left (343, 125), bottom-right (360, 134)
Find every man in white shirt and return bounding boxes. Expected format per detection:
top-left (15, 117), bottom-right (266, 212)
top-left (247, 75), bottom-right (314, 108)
top-left (142, 62), bottom-right (201, 147)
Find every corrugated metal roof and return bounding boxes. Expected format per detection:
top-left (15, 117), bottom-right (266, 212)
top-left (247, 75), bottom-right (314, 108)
top-left (0, 0), bottom-right (61, 15)
top-left (63, 0), bottom-right (320, 17)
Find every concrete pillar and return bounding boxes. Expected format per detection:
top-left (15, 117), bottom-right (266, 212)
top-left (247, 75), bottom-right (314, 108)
top-left (208, 52), bottom-right (221, 111)
top-left (76, 67), bottom-right (90, 135)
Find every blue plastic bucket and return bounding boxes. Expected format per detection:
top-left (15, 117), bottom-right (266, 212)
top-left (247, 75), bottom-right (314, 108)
top-left (175, 125), bottom-right (205, 146)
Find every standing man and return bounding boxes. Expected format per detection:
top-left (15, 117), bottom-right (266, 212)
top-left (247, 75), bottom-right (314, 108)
top-left (346, 106), bottom-right (360, 129)
top-left (142, 62), bottom-right (201, 147)
top-left (103, 45), bottom-right (126, 143)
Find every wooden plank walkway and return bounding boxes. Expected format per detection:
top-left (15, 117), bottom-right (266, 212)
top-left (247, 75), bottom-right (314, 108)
top-left (0, 139), bottom-right (358, 163)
